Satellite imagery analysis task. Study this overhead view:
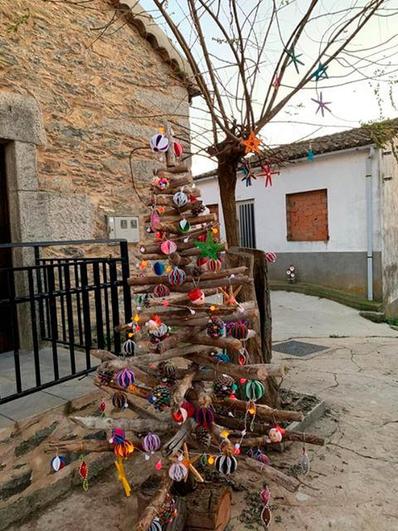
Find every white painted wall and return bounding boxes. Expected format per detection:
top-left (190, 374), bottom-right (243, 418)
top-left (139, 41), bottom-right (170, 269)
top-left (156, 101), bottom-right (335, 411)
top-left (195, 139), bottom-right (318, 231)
top-left (197, 148), bottom-right (381, 253)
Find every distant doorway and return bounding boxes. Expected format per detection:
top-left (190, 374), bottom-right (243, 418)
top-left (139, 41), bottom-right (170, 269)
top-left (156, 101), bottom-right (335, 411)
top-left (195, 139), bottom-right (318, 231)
top-left (237, 200), bottom-right (256, 248)
top-left (0, 143), bottom-right (16, 353)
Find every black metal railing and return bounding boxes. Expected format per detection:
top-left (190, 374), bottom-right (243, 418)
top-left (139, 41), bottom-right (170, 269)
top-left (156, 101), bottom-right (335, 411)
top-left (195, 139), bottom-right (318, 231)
top-left (0, 239), bottom-right (132, 405)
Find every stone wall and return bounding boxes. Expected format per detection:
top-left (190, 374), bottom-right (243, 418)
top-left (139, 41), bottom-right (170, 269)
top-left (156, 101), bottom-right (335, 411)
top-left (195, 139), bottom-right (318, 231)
top-left (0, 0), bottom-right (190, 253)
top-left (380, 148), bottom-right (398, 317)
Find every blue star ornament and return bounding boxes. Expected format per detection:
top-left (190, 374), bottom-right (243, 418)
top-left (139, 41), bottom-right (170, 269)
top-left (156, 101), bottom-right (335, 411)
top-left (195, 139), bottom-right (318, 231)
top-left (286, 47), bottom-right (304, 74)
top-left (312, 63), bottom-right (328, 81)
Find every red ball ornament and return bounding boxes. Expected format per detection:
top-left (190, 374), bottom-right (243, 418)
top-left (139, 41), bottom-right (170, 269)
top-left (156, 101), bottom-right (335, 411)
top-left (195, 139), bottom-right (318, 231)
top-left (196, 256), bottom-right (208, 271)
top-left (188, 288), bottom-right (205, 305)
top-left (173, 141), bottom-right (183, 158)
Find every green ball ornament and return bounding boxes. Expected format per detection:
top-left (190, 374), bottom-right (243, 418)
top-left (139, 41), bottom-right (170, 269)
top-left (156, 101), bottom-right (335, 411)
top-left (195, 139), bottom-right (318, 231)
top-left (244, 380), bottom-right (265, 401)
top-left (178, 219), bottom-right (191, 234)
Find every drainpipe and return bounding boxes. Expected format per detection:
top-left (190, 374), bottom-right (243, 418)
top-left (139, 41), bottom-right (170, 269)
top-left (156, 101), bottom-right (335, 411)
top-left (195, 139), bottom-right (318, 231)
top-left (366, 147), bottom-right (375, 301)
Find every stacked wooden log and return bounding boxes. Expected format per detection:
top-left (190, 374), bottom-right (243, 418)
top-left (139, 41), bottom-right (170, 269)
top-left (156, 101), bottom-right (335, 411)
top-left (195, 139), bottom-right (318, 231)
top-left (46, 127), bottom-right (322, 531)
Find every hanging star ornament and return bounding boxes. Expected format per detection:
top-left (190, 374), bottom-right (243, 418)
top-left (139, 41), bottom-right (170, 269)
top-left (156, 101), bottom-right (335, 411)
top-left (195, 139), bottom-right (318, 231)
top-left (241, 131), bottom-right (261, 154)
top-left (306, 148), bottom-right (315, 161)
top-left (311, 92), bottom-right (332, 117)
top-left (312, 63), bottom-right (328, 81)
top-left (194, 231), bottom-right (224, 260)
top-left (258, 163), bottom-right (280, 188)
top-left (239, 159), bottom-right (256, 187)
top-left (286, 47), bottom-right (304, 74)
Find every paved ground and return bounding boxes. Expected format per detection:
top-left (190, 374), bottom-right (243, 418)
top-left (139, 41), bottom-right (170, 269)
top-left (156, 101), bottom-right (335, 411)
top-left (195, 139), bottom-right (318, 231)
top-left (0, 348), bottom-right (96, 427)
top-left (5, 293), bottom-right (398, 530)
top-left (271, 291), bottom-right (397, 341)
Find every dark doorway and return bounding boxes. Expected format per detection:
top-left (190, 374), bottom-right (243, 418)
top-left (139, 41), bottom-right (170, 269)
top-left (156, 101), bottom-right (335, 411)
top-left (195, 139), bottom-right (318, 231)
top-left (0, 143), bottom-right (15, 353)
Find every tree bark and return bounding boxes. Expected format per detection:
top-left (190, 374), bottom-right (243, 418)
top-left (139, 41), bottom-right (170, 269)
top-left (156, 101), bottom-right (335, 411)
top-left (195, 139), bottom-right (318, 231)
top-left (216, 147), bottom-right (243, 247)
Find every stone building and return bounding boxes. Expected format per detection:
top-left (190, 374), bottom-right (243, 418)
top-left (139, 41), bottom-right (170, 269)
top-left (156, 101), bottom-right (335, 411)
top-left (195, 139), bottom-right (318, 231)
top-left (0, 0), bottom-right (196, 251)
top-left (195, 121), bottom-right (398, 317)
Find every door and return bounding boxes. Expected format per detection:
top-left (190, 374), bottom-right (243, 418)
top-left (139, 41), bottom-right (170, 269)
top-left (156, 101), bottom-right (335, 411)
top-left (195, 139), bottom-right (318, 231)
top-left (0, 143), bottom-right (15, 352)
top-left (237, 200), bottom-right (256, 248)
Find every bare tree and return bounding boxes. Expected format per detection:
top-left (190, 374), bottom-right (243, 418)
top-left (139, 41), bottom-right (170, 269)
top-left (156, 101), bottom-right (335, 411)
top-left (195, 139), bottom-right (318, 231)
top-left (138, 0), bottom-right (397, 246)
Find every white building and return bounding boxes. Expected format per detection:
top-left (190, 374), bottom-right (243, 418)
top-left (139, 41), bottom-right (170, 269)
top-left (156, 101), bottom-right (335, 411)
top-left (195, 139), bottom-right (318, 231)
top-left (194, 120), bottom-right (398, 317)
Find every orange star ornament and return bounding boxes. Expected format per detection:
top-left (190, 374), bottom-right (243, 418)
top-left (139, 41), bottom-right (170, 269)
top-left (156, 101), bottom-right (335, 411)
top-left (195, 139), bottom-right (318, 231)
top-left (242, 131), bottom-right (261, 154)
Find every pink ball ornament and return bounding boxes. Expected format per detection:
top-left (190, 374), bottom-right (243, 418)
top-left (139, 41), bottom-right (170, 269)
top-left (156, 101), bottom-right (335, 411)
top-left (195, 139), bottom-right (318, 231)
top-left (160, 240), bottom-right (177, 255)
top-left (168, 462), bottom-right (188, 482)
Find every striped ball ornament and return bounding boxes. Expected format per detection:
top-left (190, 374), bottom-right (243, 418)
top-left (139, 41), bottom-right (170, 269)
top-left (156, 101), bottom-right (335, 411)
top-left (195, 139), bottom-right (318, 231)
top-left (207, 258), bottom-right (222, 273)
top-left (115, 368), bottom-right (135, 389)
top-left (244, 379), bottom-right (265, 401)
top-left (168, 461), bottom-right (188, 482)
top-left (121, 339), bottom-right (136, 357)
top-left (207, 316), bottom-right (225, 338)
top-left (112, 391), bottom-right (128, 409)
top-left (153, 283), bottom-right (170, 298)
top-left (227, 320), bottom-right (249, 340)
top-left (149, 518), bottom-right (162, 531)
top-left (168, 267), bottom-right (186, 287)
top-left (149, 323), bottom-right (169, 343)
top-left (150, 133), bottom-right (169, 153)
top-left (143, 432), bottom-right (161, 453)
top-left (215, 454), bottom-right (238, 475)
top-left (173, 191), bottom-right (188, 208)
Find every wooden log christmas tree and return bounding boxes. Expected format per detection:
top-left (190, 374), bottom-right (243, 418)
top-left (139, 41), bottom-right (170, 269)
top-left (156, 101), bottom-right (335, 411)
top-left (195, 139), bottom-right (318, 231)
top-left (47, 126), bottom-right (323, 530)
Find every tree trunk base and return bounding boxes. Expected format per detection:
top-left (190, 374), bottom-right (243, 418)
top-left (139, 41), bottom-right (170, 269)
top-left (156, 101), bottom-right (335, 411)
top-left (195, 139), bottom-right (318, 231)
top-left (184, 484), bottom-right (232, 530)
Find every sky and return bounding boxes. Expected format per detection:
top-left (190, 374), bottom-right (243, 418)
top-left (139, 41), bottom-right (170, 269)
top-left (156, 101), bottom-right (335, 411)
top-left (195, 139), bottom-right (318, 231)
top-left (141, 1), bottom-right (398, 174)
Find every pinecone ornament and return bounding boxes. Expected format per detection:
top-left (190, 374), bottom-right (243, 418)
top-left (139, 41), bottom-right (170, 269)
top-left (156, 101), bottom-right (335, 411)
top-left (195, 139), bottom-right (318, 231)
top-left (158, 361), bottom-right (177, 385)
top-left (195, 425), bottom-right (211, 449)
top-left (97, 368), bottom-right (114, 385)
top-left (213, 374), bottom-right (235, 397)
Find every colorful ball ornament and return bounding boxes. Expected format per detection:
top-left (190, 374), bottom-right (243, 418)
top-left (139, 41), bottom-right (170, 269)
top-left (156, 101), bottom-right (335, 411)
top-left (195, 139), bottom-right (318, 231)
top-left (168, 461), bottom-right (188, 482)
top-left (113, 439), bottom-right (135, 458)
top-left (153, 261), bottom-right (165, 276)
top-left (153, 283), bottom-right (170, 298)
top-left (244, 379), bottom-right (265, 401)
top-left (173, 141), bottom-right (183, 158)
top-left (168, 267), bottom-right (186, 287)
top-left (227, 320), bottom-right (249, 340)
top-left (207, 316), bottom-right (225, 338)
top-left (188, 288), bottom-right (205, 305)
top-left (149, 322), bottom-right (169, 343)
top-left (149, 385), bottom-right (171, 410)
top-left (215, 454), bottom-right (238, 475)
top-left (195, 406), bottom-right (215, 428)
top-left (112, 391), bottom-right (128, 409)
top-left (160, 240), bottom-right (177, 255)
top-left (121, 339), bottom-right (135, 357)
top-left (51, 455), bottom-right (66, 472)
top-left (109, 427), bottom-right (125, 445)
top-left (115, 368), bottom-right (135, 389)
top-left (150, 133), bottom-right (169, 153)
top-left (143, 432), bottom-right (161, 453)
top-left (178, 219), bottom-right (191, 234)
top-left (173, 191), bottom-right (188, 209)
top-left (148, 518), bottom-right (162, 531)
top-left (207, 258), bottom-right (222, 273)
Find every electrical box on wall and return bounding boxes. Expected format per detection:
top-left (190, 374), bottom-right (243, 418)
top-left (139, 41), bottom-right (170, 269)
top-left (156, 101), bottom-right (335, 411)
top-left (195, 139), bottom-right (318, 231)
top-left (107, 216), bottom-right (139, 243)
